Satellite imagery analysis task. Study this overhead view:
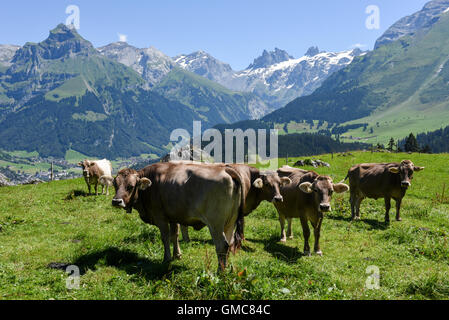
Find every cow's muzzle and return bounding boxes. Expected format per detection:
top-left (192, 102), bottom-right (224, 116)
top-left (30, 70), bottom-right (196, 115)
top-left (112, 198), bottom-right (126, 208)
top-left (319, 204), bottom-right (331, 213)
top-left (401, 181), bottom-right (411, 188)
top-left (273, 195), bottom-right (284, 203)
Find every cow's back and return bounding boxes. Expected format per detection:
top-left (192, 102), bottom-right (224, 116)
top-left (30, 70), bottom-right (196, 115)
top-left (140, 163), bottom-right (241, 227)
top-left (94, 159), bottom-right (112, 177)
top-left (348, 163), bottom-right (401, 198)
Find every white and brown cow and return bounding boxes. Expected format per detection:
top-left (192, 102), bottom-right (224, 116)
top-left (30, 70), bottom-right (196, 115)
top-left (275, 166), bottom-right (349, 256)
top-left (78, 159), bottom-right (113, 196)
top-left (111, 162), bottom-right (246, 272)
top-left (346, 160), bottom-right (425, 223)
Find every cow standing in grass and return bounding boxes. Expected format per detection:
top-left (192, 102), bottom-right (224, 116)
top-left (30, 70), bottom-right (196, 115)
top-left (275, 166), bottom-right (349, 256)
top-left (111, 162), bottom-right (246, 272)
top-left (78, 159), bottom-right (113, 196)
top-left (346, 160), bottom-right (425, 224)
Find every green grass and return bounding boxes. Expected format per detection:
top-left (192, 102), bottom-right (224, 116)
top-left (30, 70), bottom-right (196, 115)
top-left (1, 152), bottom-right (449, 300)
top-left (64, 149), bottom-right (89, 164)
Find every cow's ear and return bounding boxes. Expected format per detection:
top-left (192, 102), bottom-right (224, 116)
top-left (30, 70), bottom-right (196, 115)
top-left (389, 167), bottom-right (400, 174)
top-left (138, 178), bottom-right (152, 190)
top-left (280, 177), bottom-right (292, 186)
top-left (333, 183), bottom-right (350, 194)
top-left (299, 182), bottom-right (313, 194)
top-left (253, 178), bottom-right (264, 189)
top-left (77, 162), bottom-right (83, 167)
top-left (414, 166), bottom-right (425, 172)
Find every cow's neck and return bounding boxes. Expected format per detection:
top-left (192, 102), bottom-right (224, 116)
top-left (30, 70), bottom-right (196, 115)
top-left (244, 168), bottom-right (266, 215)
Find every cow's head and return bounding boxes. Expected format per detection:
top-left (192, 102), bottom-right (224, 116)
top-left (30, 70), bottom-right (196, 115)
top-left (253, 171), bottom-right (291, 203)
top-left (78, 160), bottom-right (92, 178)
top-left (299, 176), bottom-right (349, 215)
top-left (389, 160), bottom-right (424, 189)
top-left (112, 169), bottom-right (152, 213)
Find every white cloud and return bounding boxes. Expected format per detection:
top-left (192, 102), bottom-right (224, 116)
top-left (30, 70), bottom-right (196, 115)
top-left (350, 43), bottom-right (368, 49)
top-left (118, 33), bottom-right (128, 43)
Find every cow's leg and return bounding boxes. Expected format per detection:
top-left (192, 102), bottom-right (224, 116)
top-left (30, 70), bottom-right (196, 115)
top-left (287, 218), bottom-right (293, 240)
top-left (170, 223), bottom-right (182, 260)
top-left (311, 218), bottom-right (323, 256)
top-left (384, 197), bottom-right (391, 224)
top-left (181, 225), bottom-right (190, 243)
top-left (106, 185), bottom-right (109, 196)
top-left (209, 226), bottom-right (229, 273)
top-left (351, 193), bottom-right (362, 220)
top-left (158, 222), bottom-right (172, 263)
top-left (299, 217), bottom-right (311, 256)
top-left (350, 192), bottom-right (356, 220)
top-left (85, 179), bottom-right (91, 195)
top-left (95, 183), bottom-right (99, 196)
top-left (395, 198), bottom-right (403, 222)
top-left (101, 185), bottom-right (105, 195)
top-left (355, 197), bottom-right (363, 220)
top-left (279, 214), bottom-right (287, 242)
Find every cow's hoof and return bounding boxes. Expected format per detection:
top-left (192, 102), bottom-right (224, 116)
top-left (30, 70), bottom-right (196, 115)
top-left (174, 254), bottom-right (182, 260)
top-left (303, 251), bottom-right (311, 257)
top-left (288, 236), bottom-right (294, 240)
top-left (315, 251), bottom-right (323, 256)
top-left (280, 238), bottom-right (287, 243)
top-left (396, 218), bottom-right (402, 222)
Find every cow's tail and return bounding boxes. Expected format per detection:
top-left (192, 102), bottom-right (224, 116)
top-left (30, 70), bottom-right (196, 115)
top-left (224, 166), bottom-right (246, 254)
top-left (336, 174), bottom-right (350, 185)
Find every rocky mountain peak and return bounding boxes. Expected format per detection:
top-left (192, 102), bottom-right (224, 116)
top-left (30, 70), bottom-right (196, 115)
top-left (12, 24), bottom-right (95, 64)
top-left (375, 0), bottom-right (449, 49)
top-left (304, 46), bottom-right (321, 57)
top-left (99, 42), bottom-right (176, 86)
top-left (48, 24), bottom-right (80, 42)
top-left (247, 48), bottom-right (294, 70)
top-left (173, 51), bottom-right (234, 82)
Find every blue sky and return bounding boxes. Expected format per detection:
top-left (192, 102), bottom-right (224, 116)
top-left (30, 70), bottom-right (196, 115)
top-left (0, 0), bottom-right (430, 70)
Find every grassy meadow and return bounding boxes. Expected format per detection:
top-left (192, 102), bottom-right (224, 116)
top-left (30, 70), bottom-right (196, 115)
top-left (1, 151), bottom-right (449, 300)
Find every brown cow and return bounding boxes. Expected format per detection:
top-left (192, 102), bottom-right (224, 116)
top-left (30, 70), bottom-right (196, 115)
top-left (178, 163), bottom-right (292, 242)
top-left (346, 160), bottom-right (425, 223)
top-left (78, 159), bottom-right (113, 196)
top-left (275, 166), bottom-right (349, 256)
top-left (111, 162), bottom-right (246, 272)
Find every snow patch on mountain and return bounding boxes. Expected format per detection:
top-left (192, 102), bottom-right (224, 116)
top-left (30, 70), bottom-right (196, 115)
top-left (0, 45), bottom-right (20, 67)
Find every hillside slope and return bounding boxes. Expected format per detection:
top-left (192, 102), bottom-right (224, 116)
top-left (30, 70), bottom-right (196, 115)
top-left (153, 68), bottom-right (271, 122)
